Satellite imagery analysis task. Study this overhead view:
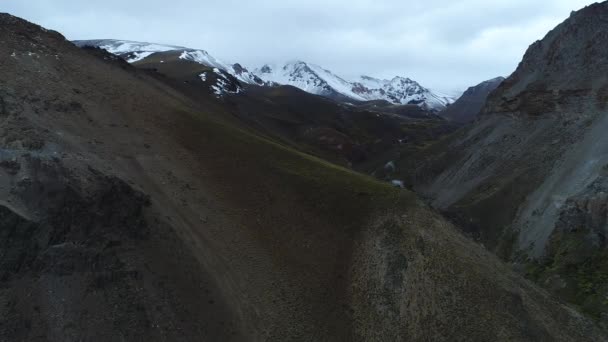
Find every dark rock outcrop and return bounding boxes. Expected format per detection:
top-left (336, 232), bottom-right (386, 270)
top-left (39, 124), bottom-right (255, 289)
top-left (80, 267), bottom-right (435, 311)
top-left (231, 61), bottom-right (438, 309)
top-left (439, 77), bottom-right (504, 123)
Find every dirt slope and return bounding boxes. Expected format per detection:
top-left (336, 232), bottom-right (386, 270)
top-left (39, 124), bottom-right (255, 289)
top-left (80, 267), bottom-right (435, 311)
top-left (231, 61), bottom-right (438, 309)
top-left (0, 13), bottom-right (604, 341)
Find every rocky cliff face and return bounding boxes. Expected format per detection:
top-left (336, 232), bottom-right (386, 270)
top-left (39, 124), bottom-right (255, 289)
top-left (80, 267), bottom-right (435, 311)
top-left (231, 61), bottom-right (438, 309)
top-left (485, 4), bottom-right (608, 116)
top-left (404, 2), bottom-right (608, 322)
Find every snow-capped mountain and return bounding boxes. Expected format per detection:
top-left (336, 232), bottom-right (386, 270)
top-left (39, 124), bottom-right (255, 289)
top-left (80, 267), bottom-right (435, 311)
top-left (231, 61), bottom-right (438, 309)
top-left (253, 61), bottom-right (365, 101)
top-left (178, 50), bottom-right (263, 85)
top-left (253, 62), bottom-right (454, 110)
top-left (73, 39), bottom-right (455, 109)
top-left (73, 39), bottom-right (262, 85)
top-left (351, 75), bottom-right (455, 109)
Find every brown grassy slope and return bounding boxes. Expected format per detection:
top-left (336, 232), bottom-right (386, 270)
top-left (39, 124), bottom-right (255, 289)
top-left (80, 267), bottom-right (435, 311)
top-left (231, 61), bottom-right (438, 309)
top-left (0, 13), bottom-right (605, 341)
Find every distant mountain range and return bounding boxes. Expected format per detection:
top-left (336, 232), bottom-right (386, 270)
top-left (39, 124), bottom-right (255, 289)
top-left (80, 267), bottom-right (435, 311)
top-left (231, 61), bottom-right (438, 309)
top-left (254, 62), bottom-right (455, 109)
top-left (73, 39), bottom-right (456, 110)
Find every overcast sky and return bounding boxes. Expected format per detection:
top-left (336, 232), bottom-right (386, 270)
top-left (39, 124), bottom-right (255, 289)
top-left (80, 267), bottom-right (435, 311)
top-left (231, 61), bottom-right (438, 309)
top-left (3, 0), bottom-right (597, 94)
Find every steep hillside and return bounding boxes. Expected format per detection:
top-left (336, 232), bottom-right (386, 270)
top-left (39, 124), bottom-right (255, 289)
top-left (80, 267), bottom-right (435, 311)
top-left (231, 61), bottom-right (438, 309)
top-left (0, 13), bottom-right (605, 341)
top-left (393, 2), bottom-right (608, 321)
top-left (439, 77), bottom-right (504, 123)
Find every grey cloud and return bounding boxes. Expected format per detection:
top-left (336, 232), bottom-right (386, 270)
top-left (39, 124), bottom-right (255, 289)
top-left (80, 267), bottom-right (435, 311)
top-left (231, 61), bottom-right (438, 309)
top-left (2, 0), bottom-right (597, 93)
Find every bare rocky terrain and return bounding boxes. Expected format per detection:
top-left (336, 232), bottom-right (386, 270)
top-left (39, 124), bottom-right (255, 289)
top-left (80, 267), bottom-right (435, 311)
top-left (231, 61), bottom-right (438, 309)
top-left (0, 7), bottom-right (607, 342)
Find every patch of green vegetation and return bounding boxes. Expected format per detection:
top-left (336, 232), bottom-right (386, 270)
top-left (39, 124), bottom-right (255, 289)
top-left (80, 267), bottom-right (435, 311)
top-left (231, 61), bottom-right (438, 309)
top-left (495, 229), bottom-right (518, 260)
top-left (523, 229), bottom-right (608, 321)
top-left (523, 260), bottom-right (546, 282)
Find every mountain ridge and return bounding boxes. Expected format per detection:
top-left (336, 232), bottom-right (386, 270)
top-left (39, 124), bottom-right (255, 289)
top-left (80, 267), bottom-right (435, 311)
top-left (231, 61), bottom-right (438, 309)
top-left (73, 39), bottom-right (455, 110)
top-left (439, 76), bottom-right (505, 123)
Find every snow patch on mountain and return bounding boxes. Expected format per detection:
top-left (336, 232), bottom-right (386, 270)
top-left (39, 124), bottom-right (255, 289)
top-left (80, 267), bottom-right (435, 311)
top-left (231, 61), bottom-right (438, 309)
top-left (127, 51), bottom-right (154, 63)
top-left (158, 48), bottom-right (260, 85)
top-left (208, 68), bottom-right (243, 97)
top-left (96, 40), bottom-right (186, 55)
top-left (212, 77), bottom-right (241, 96)
top-left (179, 50), bottom-right (230, 72)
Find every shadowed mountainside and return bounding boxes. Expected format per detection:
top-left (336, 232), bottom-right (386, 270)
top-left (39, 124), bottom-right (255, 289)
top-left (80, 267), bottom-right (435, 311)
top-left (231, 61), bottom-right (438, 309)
top-left (439, 77), bottom-right (505, 123)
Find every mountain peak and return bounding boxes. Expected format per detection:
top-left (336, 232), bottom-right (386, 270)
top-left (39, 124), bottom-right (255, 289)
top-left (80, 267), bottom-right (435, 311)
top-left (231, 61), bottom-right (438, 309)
top-left (360, 75), bottom-right (379, 80)
top-left (484, 1), bottom-right (608, 115)
top-left (258, 64), bottom-right (273, 73)
top-left (252, 62), bottom-right (454, 109)
top-left (287, 59), bottom-right (308, 66)
top-left (390, 75), bottom-right (415, 83)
